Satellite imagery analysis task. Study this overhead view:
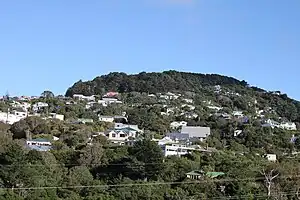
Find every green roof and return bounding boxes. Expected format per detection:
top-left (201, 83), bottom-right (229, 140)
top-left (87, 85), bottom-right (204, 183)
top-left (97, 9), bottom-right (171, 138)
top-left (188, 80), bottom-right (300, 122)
top-left (206, 172), bottom-right (225, 178)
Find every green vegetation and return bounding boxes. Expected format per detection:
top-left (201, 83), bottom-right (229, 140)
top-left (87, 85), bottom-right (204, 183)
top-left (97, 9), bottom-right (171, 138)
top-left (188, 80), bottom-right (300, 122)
top-left (1, 71), bottom-right (300, 199)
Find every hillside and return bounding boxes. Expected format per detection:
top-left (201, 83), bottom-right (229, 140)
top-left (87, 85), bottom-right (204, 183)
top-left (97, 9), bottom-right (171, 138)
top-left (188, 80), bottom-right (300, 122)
top-left (65, 70), bottom-right (248, 96)
top-left (2, 71), bottom-right (300, 199)
top-left (66, 70), bottom-right (300, 122)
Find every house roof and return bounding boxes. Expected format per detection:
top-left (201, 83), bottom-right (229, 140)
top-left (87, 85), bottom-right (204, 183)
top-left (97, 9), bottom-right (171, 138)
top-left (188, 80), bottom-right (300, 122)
top-left (28, 145), bottom-right (52, 151)
top-left (206, 172), bottom-right (225, 178)
top-left (180, 126), bottom-right (211, 138)
top-left (29, 138), bottom-right (50, 142)
top-left (166, 132), bottom-right (189, 141)
top-left (186, 170), bottom-right (204, 176)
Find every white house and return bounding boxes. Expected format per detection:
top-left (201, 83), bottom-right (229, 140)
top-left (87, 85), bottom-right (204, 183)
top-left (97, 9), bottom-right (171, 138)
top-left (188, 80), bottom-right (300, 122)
top-left (232, 111), bottom-right (244, 118)
top-left (0, 111), bottom-right (27, 124)
top-left (280, 122), bottom-right (297, 130)
top-left (207, 106), bottom-right (223, 111)
top-left (98, 98), bottom-right (122, 107)
top-left (266, 154), bottom-right (277, 162)
top-left (234, 130), bottom-right (243, 137)
top-left (183, 98), bottom-right (194, 104)
top-left (48, 113), bottom-right (64, 121)
top-left (98, 116), bottom-right (114, 123)
top-left (73, 94), bottom-right (96, 102)
top-left (32, 102), bottom-right (49, 112)
top-left (10, 101), bottom-right (31, 111)
top-left (105, 127), bottom-right (138, 144)
top-left (170, 121), bottom-right (188, 129)
top-left (26, 138), bottom-right (52, 151)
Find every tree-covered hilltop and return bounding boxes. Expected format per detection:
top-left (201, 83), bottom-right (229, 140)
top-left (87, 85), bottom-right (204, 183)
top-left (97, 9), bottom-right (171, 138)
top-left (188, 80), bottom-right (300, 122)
top-left (65, 70), bottom-right (248, 96)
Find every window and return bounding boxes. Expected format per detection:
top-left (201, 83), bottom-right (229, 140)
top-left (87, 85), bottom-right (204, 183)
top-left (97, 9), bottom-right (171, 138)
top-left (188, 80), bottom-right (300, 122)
top-left (120, 134), bottom-right (126, 138)
top-left (112, 133), bottom-right (116, 138)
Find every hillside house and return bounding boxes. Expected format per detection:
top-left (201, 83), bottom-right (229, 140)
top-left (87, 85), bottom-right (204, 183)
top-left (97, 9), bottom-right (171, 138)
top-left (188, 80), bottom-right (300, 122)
top-left (280, 122), bottom-right (297, 130)
top-left (32, 102), bottom-right (49, 112)
top-left (73, 94), bottom-right (96, 101)
top-left (0, 111), bottom-right (27, 124)
top-left (114, 123), bottom-right (142, 133)
top-left (103, 92), bottom-right (119, 98)
top-left (170, 121), bottom-right (188, 129)
top-left (262, 119), bottom-right (280, 129)
top-left (232, 111), bottom-right (244, 118)
top-left (26, 138), bottom-right (52, 151)
top-left (48, 113), bottom-right (64, 121)
top-left (186, 170), bottom-right (203, 180)
top-left (77, 118), bottom-right (94, 124)
top-left (183, 98), bottom-right (194, 104)
top-left (166, 132), bottom-right (190, 141)
top-left (10, 101), bottom-right (31, 111)
top-left (207, 106), bottom-right (223, 111)
top-left (98, 115), bottom-right (128, 123)
top-left (98, 98), bottom-right (122, 107)
top-left (181, 126), bottom-right (211, 141)
top-left (105, 127), bottom-right (138, 144)
top-left (265, 154), bottom-right (277, 162)
top-left (98, 116), bottom-right (114, 123)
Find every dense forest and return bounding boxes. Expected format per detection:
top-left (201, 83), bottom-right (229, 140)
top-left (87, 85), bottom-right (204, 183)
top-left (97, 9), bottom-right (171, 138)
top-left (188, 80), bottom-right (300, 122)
top-left (65, 71), bottom-right (248, 96)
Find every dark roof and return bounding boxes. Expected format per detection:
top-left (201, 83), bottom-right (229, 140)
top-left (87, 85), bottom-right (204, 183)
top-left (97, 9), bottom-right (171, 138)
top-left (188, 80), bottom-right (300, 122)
top-left (166, 132), bottom-right (189, 141)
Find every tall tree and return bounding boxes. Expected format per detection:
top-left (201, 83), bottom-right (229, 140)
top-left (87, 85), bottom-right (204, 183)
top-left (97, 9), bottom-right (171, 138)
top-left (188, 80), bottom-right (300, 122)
top-left (41, 91), bottom-right (54, 99)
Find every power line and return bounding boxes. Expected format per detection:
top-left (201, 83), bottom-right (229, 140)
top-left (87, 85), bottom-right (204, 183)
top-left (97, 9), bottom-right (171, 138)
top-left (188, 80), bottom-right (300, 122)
top-left (1, 174), bottom-right (300, 191)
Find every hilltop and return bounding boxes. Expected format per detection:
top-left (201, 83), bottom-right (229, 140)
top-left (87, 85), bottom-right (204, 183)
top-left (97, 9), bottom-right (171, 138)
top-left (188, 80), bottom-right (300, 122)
top-left (65, 70), bottom-right (248, 96)
top-left (66, 70), bottom-right (300, 122)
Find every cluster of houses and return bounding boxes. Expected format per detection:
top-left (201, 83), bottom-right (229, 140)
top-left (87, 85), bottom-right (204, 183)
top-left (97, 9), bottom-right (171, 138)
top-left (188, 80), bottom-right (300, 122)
top-left (0, 101), bottom-right (64, 125)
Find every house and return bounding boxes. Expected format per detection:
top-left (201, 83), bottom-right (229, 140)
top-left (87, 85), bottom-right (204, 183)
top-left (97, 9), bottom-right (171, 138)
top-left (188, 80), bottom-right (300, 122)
top-left (262, 119), bottom-right (280, 129)
top-left (103, 92), bottom-right (119, 98)
top-left (98, 115), bottom-right (128, 123)
top-left (159, 92), bottom-right (180, 100)
top-left (163, 144), bottom-right (192, 157)
top-left (280, 122), bottom-right (297, 130)
top-left (73, 94), bottom-right (96, 101)
top-left (26, 138), bottom-right (52, 151)
top-left (105, 127), bottom-right (138, 144)
top-left (183, 98), bottom-right (194, 104)
top-left (234, 130), bottom-right (243, 137)
top-left (10, 101), bottom-right (31, 111)
top-left (207, 106), bottom-right (223, 111)
top-left (114, 123), bottom-right (142, 133)
top-left (184, 112), bottom-right (199, 119)
top-left (166, 132), bottom-right (190, 141)
top-left (157, 137), bottom-right (177, 146)
top-left (0, 111), bottom-right (27, 124)
top-left (48, 113), bottom-right (64, 121)
top-left (232, 111), bottom-right (244, 118)
top-left (181, 126), bottom-right (211, 141)
top-left (98, 98), bottom-right (122, 107)
top-left (186, 170), bottom-right (225, 180)
top-left (98, 116), bottom-right (114, 123)
top-left (170, 121), bottom-right (187, 129)
top-left (32, 102), bottom-right (49, 112)
top-left (186, 170), bottom-right (203, 180)
top-left (181, 104), bottom-right (196, 111)
top-left (77, 118), bottom-right (94, 124)
top-left (265, 154), bottom-right (277, 162)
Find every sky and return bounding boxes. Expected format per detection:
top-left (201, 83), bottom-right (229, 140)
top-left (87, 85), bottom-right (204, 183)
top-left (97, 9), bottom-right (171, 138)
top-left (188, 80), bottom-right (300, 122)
top-left (0, 0), bottom-right (299, 99)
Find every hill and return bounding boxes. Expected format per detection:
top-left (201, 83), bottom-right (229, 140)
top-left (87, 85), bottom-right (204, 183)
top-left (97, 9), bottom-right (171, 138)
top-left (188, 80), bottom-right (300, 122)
top-left (66, 70), bottom-right (300, 122)
top-left (65, 70), bottom-right (248, 96)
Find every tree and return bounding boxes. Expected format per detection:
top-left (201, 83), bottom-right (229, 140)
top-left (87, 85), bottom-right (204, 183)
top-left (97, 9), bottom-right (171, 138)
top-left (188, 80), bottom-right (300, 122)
top-left (129, 140), bottom-right (164, 180)
top-left (41, 91), bottom-right (55, 99)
